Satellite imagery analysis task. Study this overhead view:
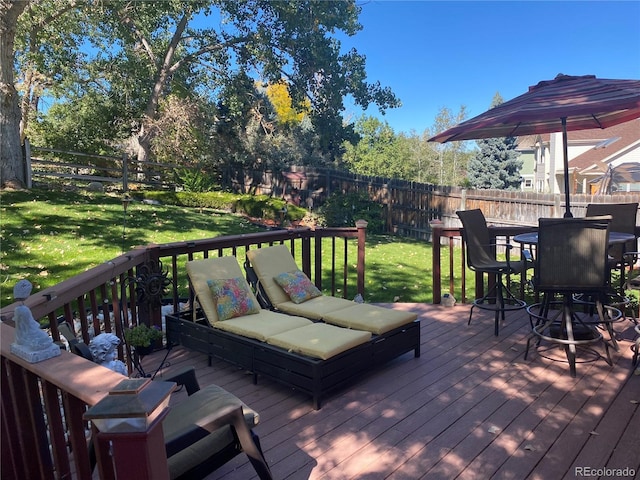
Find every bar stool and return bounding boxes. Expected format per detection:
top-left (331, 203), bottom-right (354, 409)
top-left (525, 216), bottom-right (617, 376)
top-left (457, 209), bottom-right (530, 336)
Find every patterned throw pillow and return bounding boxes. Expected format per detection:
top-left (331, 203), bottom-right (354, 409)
top-left (207, 277), bottom-right (260, 321)
top-left (273, 270), bottom-right (322, 304)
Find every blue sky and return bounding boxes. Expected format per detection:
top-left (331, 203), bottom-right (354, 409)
top-left (339, 1), bottom-right (640, 134)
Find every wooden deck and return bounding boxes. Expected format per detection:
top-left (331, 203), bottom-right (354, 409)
top-left (143, 304), bottom-right (640, 480)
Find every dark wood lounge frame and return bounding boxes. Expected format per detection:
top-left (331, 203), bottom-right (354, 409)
top-left (166, 310), bottom-right (420, 409)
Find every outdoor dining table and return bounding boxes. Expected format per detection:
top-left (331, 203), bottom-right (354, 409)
top-left (514, 230), bottom-right (637, 291)
top-left (514, 230), bottom-right (636, 294)
top-left (513, 231), bottom-right (636, 247)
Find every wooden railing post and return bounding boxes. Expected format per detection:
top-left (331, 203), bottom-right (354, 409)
top-left (432, 225), bottom-right (442, 304)
top-left (356, 220), bottom-right (368, 297)
top-left (84, 379), bottom-right (175, 480)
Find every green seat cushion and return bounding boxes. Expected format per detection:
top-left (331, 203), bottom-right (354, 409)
top-left (213, 310), bottom-right (313, 341)
top-left (266, 323), bottom-right (371, 360)
top-left (275, 296), bottom-right (354, 320)
top-left (322, 303), bottom-right (418, 335)
top-left (164, 384), bottom-right (258, 479)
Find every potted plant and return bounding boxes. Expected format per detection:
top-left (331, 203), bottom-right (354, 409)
top-left (124, 323), bottom-right (163, 355)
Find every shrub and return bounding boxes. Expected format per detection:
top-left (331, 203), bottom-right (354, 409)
top-left (318, 191), bottom-right (385, 233)
top-left (124, 323), bottom-right (163, 348)
top-left (234, 195), bottom-right (307, 221)
top-left (137, 191), bottom-right (307, 221)
top-left (175, 168), bottom-right (219, 192)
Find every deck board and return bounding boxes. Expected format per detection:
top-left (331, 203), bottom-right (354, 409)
top-left (143, 303), bottom-right (640, 479)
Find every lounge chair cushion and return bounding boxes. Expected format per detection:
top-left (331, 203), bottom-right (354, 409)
top-left (322, 303), bottom-right (418, 335)
top-left (247, 245), bottom-right (419, 333)
top-left (266, 323), bottom-right (372, 360)
top-left (273, 270), bottom-right (322, 304)
top-left (187, 256), bottom-right (260, 324)
top-left (246, 245), bottom-right (300, 307)
top-left (164, 384), bottom-right (258, 479)
top-left (213, 310), bottom-right (313, 341)
top-left (207, 277), bottom-right (260, 321)
top-left (276, 295), bottom-right (355, 320)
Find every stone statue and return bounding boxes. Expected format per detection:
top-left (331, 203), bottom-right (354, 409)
top-left (89, 333), bottom-right (128, 376)
top-left (11, 280), bottom-right (61, 363)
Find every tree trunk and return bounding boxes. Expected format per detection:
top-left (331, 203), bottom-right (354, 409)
top-left (0, 1), bottom-right (28, 188)
top-left (131, 13), bottom-right (189, 178)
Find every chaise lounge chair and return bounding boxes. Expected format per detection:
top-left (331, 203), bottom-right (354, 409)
top-left (244, 244), bottom-right (421, 339)
top-left (243, 245), bottom-right (421, 370)
top-left (166, 254), bottom-right (419, 408)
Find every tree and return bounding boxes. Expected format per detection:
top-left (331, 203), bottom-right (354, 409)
top-left (467, 93), bottom-right (522, 190)
top-left (428, 105), bottom-right (471, 186)
top-left (1, 0), bottom-right (28, 187)
top-left (3, 0), bottom-right (399, 187)
top-left (340, 107), bottom-right (474, 185)
top-left (15, 0), bottom-right (85, 143)
top-left (81, 1), bottom-right (399, 165)
top-left (343, 115), bottom-right (414, 180)
top-left (264, 80), bottom-right (309, 128)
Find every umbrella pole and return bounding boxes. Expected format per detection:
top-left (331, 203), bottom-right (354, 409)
top-left (562, 117), bottom-right (572, 217)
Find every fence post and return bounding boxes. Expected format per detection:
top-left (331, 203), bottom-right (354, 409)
top-left (383, 183), bottom-right (393, 232)
top-left (122, 153), bottom-right (129, 192)
top-left (460, 188), bottom-right (467, 211)
top-left (23, 138), bottom-right (33, 189)
top-left (554, 194), bottom-right (561, 218)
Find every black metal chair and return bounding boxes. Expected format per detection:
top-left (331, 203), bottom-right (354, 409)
top-left (456, 209), bottom-right (529, 336)
top-left (525, 216), bottom-right (617, 377)
top-left (585, 202), bottom-right (638, 291)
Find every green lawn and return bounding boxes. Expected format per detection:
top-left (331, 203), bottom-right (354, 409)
top-left (0, 188), bottom-right (447, 308)
top-left (0, 189), bottom-right (263, 307)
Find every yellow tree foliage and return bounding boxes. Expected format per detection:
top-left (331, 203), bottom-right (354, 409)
top-left (265, 81), bottom-right (309, 127)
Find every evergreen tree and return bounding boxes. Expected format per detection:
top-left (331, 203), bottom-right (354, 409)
top-left (466, 93), bottom-right (522, 190)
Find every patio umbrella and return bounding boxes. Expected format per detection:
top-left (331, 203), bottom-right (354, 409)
top-left (428, 74), bottom-right (640, 217)
top-left (592, 162), bottom-right (640, 195)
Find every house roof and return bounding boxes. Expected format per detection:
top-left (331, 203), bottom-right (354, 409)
top-left (517, 119), bottom-right (639, 174)
top-left (569, 118), bottom-right (640, 173)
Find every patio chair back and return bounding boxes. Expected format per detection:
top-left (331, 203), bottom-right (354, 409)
top-left (585, 202), bottom-right (638, 263)
top-left (535, 216), bottom-right (612, 293)
top-left (457, 209), bottom-right (520, 273)
top-left (456, 209), bottom-right (528, 336)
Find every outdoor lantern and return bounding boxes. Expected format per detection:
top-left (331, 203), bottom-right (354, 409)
top-left (84, 378), bottom-right (175, 433)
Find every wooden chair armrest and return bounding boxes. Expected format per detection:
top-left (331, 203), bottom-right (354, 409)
top-left (164, 404), bottom-right (272, 480)
top-left (161, 366), bottom-right (200, 396)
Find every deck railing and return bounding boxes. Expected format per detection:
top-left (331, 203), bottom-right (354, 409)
top-left (6, 217), bottom-right (635, 477)
top-left (431, 225), bottom-right (538, 304)
top-left (432, 223), bottom-right (640, 304)
top-left (0, 224), bottom-right (366, 479)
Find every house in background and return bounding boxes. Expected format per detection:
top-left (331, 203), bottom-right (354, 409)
top-left (517, 118), bottom-right (640, 193)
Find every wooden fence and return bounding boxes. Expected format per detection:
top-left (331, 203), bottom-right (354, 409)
top-left (24, 143), bottom-right (640, 237)
top-left (24, 139), bottom-right (180, 191)
top-left (243, 166), bottom-right (640, 237)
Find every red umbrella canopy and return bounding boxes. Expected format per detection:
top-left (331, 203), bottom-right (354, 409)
top-left (428, 74), bottom-right (640, 143)
top-left (429, 74), bottom-right (640, 217)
